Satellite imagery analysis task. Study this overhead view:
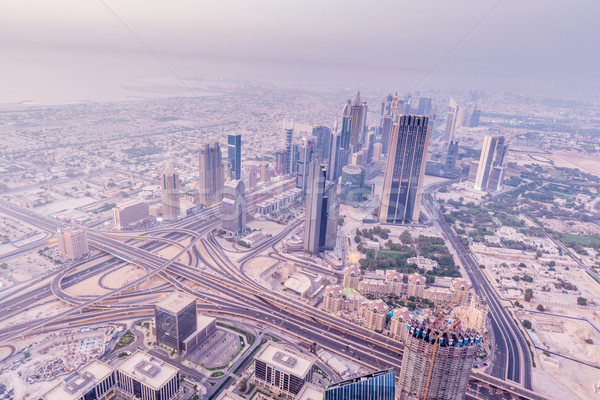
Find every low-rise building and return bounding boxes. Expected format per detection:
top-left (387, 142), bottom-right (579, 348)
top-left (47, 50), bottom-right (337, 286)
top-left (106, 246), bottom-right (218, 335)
top-left (113, 198), bottom-right (149, 229)
top-left (115, 350), bottom-right (180, 400)
top-left (361, 299), bottom-right (388, 332)
top-left (342, 266), bottom-right (360, 289)
top-left (406, 256), bottom-right (438, 272)
top-left (406, 273), bottom-right (426, 298)
top-left (390, 307), bottom-right (413, 343)
top-left (386, 271), bottom-right (403, 297)
top-left (43, 360), bottom-right (114, 400)
top-left (57, 227), bottom-right (89, 259)
top-left (357, 278), bottom-right (388, 298)
top-left (323, 285), bottom-right (344, 314)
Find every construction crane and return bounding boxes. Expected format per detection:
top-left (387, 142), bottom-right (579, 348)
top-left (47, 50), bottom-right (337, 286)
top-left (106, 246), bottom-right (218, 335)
top-left (422, 284), bottom-right (471, 400)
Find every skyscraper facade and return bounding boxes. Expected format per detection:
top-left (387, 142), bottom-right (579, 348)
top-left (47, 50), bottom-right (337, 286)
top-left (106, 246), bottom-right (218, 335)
top-left (349, 92), bottom-right (367, 149)
top-left (161, 162), bottom-right (180, 220)
top-left (398, 320), bottom-right (480, 400)
top-left (304, 157), bottom-right (338, 254)
top-left (57, 227), bottom-right (89, 259)
top-left (417, 97), bottom-right (432, 115)
top-left (284, 121), bottom-right (294, 175)
top-left (155, 292), bottom-right (197, 353)
top-left (221, 180), bottom-right (246, 234)
top-left (227, 134), bottom-right (241, 180)
top-left (474, 135), bottom-right (507, 191)
top-left (340, 99), bottom-right (352, 150)
top-left (444, 97), bottom-right (458, 143)
top-left (324, 369), bottom-right (395, 400)
top-left (444, 140), bottom-right (459, 173)
top-left (380, 114), bottom-right (393, 155)
top-left (199, 142), bottom-right (224, 207)
top-left (296, 137), bottom-right (314, 192)
top-left (379, 115), bottom-right (430, 223)
top-left (275, 149), bottom-right (287, 176)
top-left (313, 124), bottom-right (332, 161)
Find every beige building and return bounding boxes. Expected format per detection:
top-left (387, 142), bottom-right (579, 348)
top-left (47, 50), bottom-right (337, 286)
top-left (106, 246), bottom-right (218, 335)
top-left (323, 285), bottom-right (344, 315)
top-left (406, 256), bottom-right (438, 272)
top-left (361, 299), bottom-right (388, 332)
top-left (357, 278), bottom-right (388, 298)
top-left (342, 265), bottom-right (360, 289)
top-left (57, 227), bottom-right (89, 259)
top-left (423, 287), bottom-right (455, 307)
top-left (390, 307), bottom-right (413, 343)
top-left (406, 273), bottom-right (426, 298)
top-left (113, 198), bottom-right (149, 229)
top-left (451, 278), bottom-right (471, 305)
top-left (386, 270), bottom-right (403, 297)
top-left (160, 162), bottom-right (180, 221)
top-left (281, 263), bottom-right (296, 280)
top-left (199, 142), bottom-right (225, 207)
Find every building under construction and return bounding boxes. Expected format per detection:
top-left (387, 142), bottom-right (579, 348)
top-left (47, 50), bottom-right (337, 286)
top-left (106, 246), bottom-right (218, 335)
top-left (398, 318), bottom-right (481, 400)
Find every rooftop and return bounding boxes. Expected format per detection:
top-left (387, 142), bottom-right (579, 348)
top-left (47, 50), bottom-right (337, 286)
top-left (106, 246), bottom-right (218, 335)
top-left (295, 383), bottom-right (325, 400)
top-left (255, 343), bottom-right (314, 379)
top-left (117, 350), bottom-right (179, 390)
top-left (155, 291), bottom-right (196, 314)
top-left (44, 360), bottom-right (113, 400)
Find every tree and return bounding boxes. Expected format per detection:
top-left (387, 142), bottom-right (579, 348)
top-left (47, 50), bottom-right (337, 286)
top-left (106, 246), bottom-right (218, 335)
top-left (522, 320), bottom-right (532, 329)
top-left (337, 218), bottom-right (344, 226)
top-left (537, 304), bottom-right (545, 312)
top-left (577, 297), bottom-right (588, 306)
top-left (400, 231), bottom-right (412, 244)
top-left (354, 235), bottom-right (361, 244)
top-left (522, 274), bottom-right (533, 283)
top-left (524, 288), bottom-right (533, 302)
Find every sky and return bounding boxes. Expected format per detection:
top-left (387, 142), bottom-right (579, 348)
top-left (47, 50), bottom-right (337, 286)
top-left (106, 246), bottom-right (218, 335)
top-left (1, 0), bottom-right (599, 104)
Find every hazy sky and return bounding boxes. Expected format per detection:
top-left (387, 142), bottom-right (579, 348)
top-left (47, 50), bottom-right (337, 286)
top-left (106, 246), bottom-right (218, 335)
top-left (1, 0), bottom-right (599, 103)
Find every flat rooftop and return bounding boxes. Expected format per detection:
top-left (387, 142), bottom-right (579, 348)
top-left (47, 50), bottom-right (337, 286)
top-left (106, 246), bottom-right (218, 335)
top-left (44, 360), bottom-right (113, 400)
top-left (155, 292), bottom-right (196, 314)
top-left (117, 350), bottom-right (179, 390)
top-left (197, 315), bottom-right (216, 330)
top-left (295, 383), bottom-right (325, 400)
top-left (255, 343), bottom-right (313, 379)
top-left (216, 391), bottom-right (245, 400)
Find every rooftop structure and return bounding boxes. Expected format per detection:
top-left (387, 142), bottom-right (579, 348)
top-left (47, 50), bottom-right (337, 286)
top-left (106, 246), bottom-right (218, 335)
top-left (43, 360), bottom-right (114, 400)
top-left (116, 350), bottom-right (179, 399)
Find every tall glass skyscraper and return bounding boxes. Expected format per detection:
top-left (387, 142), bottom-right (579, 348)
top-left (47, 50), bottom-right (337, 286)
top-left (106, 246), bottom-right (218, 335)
top-left (379, 115), bottom-right (430, 224)
top-left (154, 292), bottom-right (197, 353)
top-left (227, 134), bottom-right (241, 180)
top-left (324, 369), bottom-right (395, 400)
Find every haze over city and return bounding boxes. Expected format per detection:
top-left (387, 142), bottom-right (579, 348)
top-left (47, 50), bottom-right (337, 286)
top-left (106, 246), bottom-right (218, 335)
top-left (0, 1), bottom-right (599, 400)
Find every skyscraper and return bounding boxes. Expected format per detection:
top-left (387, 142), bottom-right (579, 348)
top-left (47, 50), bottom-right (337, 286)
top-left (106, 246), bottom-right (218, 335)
top-left (444, 97), bottom-right (458, 143)
top-left (474, 135), bottom-right (507, 191)
top-left (417, 97), bottom-right (432, 115)
top-left (260, 161), bottom-right (271, 183)
top-left (380, 114), bottom-right (393, 155)
top-left (275, 149), bottom-right (287, 176)
top-left (444, 140), bottom-right (459, 173)
top-left (199, 142), bottom-right (224, 207)
top-left (161, 161), bottom-right (180, 220)
top-left (381, 93), bottom-right (394, 117)
top-left (221, 180), bottom-right (246, 234)
top-left (56, 227), bottom-right (89, 259)
top-left (349, 91), bottom-right (367, 149)
top-left (296, 137), bottom-right (314, 192)
top-left (340, 99), bottom-right (352, 150)
top-left (304, 157), bottom-right (338, 255)
top-left (284, 120), bottom-right (294, 175)
top-left (398, 320), bottom-right (480, 400)
top-left (155, 292), bottom-right (197, 353)
top-left (327, 132), bottom-right (342, 182)
top-left (365, 131), bottom-right (375, 163)
top-left (379, 115), bottom-right (430, 223)
top-left (227, 134), bottom-right (241, 180)
top-left (324, 369), bottom-right (395, 400)
top-left (313, 124), bottom-right (332, 161)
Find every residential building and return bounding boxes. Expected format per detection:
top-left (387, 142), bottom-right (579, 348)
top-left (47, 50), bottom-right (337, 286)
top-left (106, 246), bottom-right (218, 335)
top-left (323, 285), bottom-right (344, 314)
top-left (361, 299), bottom-right (388, 331)
top-left (407, 273), bottom-right (426, 298)
top-left (342, 266), bottom-right (360, 289)
top-left (386, 270), bottom-right (403, 297)
top-left (390, 307), bottom-right (413, 343)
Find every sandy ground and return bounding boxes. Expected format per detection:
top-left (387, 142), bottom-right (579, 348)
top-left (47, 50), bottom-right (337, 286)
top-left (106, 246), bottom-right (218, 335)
top-left (244, 256), bottom-right (279, 286)
top-left (246, 219), bottom-right (288, 236)
top-left (550, 151), bottom-right (600, 178)
top-left (2, 300), bottom-right (72, 328)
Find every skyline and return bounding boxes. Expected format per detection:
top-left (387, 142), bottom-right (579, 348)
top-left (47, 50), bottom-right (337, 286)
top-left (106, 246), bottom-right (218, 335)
top-left (2, 0), bottom-right (600, 104)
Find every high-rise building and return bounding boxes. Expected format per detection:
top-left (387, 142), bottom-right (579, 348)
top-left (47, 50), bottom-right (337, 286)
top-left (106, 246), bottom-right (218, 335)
top-left (327, 132), bottom-right (342, 181)
top-left (474, 135), bottom-right (507, 191)
top-left (199, 142), bottom-right (224, 207)
top-left (340, 165), bottom-right (366, 204)
top-left (398, 320), bottom-right (481, 400)
top-left (57, 227), bottom-right (88, 259)
top-left (227, 134), bottom-right (241, 180)
top-left (296, 137), bottom-right (314, 192)
top-left (260, 162), bottom-right (271, 183)
top-left (304, 157), bottom-right (338, 255)
top-left (340, 99), bottom-right (352, 150)
top-left (444, 140), bottom-right (459, 173)
top-left (113, 198), bottom-right (149, 229)
top-left (221, 180), bottom-right (246, 234)
top-left (380, 114), bottom-right (393, 155)
top-left (381, 93), bottom-right (394, 117)
top-left (365, 131), bottom-right (375, 163)
top-left (373, 142), bottom-right (382, 161)
top-left (444, 97), bottom-right (458, 143)
top-left (244, 164), bottom-right (258, 190)
top-left (284, 121), bottom-right (294, 175)
top-left (155, 292), bottom-right (197, 353)
top-left (469, 109), bottom-right (481, 127)
top-left (379, 115), bottom-right (430, 223)
top-left (417, 97), bottom-right (432, 115)
top-left (324, 369), bottom-right (395, 400)
top-left (349, 91), bottom-right (367, 149)
top-left (342, 265), bottom-right (360, 289)
top-left (253, 343), bottom-right (314, 398)
top-left (275, 149), bottom-right (287, 176)
top-left (362, 299), bottom-right (388, 331)
top-left (323, 285), bottom-right (344, 314)
top-left (314, 125), bottom-right (332, 161)
top-left (161, 162), bottom-right (180, 220)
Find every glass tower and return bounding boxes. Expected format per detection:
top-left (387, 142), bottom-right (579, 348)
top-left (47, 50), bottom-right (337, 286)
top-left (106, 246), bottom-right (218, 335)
top-left (227, 134), bottom-right (241, 180)
top-left (324, 369), bottom-right (395, 400)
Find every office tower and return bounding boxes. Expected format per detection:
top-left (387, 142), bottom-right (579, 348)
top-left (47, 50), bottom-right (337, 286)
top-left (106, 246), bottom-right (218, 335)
top-left (221, 180), bottom-right (246, 234)
top-left (340, 165), bottom-right (366, 204)
top-left (349, 91), bottom-right (367, 149)
top-left (444, 140), bottom-right (459, 173)
top-left (199, 142), bottom-right (224, 207)
top-left (455, 106), bottom-right (467, 128)
top-left (381, 93), bottom-right (394, 116)
top-left (260, 162), bottom-right (271, 183)
top-left (390, 92), bottom-right (400, 118)
top-left (379, 115), bottom-right (430, 223)
top-left (154, 292), bottom-right (197, 353)
top-left (314, 124), bottom-right (332, 160)
top-left (398, 320), bottom-right (480, 400)
top-left (244, 164), bottom-right (258, 190)
top-left (417, 97), bottom-right (433, 115)
top-left (304, 157), bottom-right (338, 254)
top-left (324, 369), bottom-right (395, 400)
top-left (373, 142), bottom-right (382, 161)
top-left (227, 134), bottom-right (242, 180)
top-left (327, 132), bottom-right (342, 181)
top-left (284, 121), bottom-right (294, 175)
top-left (113, 199), bottom-right (149, 229)
top-left (404, 94), bottom-right (412, 114)
top-left (474, 135), bottom-right (507, 191)
top-left (296, 137), bottom-right (315, 191)
top-left (444, 97), bottom-right (458, 143)
top-left (380, 114), bottom-right (393, 155)
top-left (365, 131), bottom-right (375, 163)
top-left (469, 108), bottom-right (481, 127)
top-left (340, 99), bottom-right (352, 150)
top-left (161, 162), bottom-right (180, 220)
top-left (115, 350), bottom-right (180, 400)
top-left (56, 227), bottom-right (88, 259)
top-left (275, 149), bottom-right (287, 176)
top-left (253, 343), bottom-right (314, 398)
